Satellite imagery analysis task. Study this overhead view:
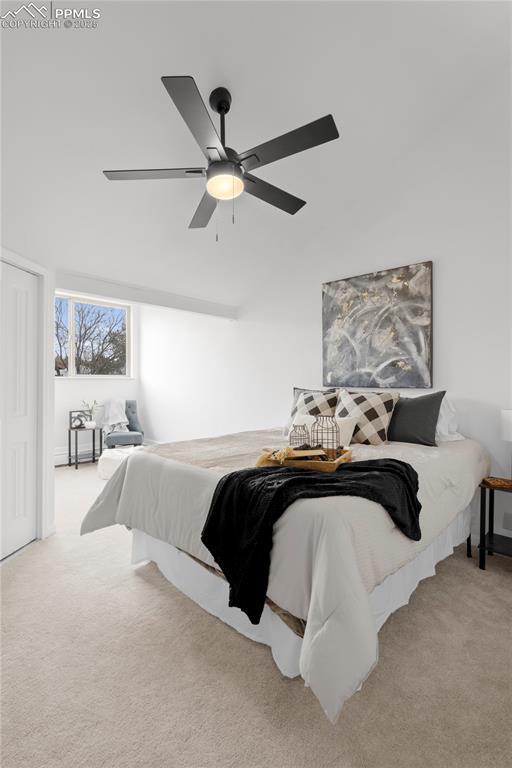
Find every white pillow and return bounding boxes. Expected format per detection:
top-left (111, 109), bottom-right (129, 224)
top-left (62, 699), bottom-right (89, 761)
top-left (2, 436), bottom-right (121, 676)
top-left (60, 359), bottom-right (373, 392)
top-left (335, 416), bottom-right (359, 447)
top-left (435, 397), bottom-right (464, 442)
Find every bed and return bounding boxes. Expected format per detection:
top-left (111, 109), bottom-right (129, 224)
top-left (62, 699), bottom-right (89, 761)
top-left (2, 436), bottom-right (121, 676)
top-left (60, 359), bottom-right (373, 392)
top-left (81, 429), bottom-right (489, 721)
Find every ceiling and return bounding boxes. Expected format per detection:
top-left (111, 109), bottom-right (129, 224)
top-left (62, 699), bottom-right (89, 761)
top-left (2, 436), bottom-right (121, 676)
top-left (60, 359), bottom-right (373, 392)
top-left (1, 1), bottom-right (508, 309)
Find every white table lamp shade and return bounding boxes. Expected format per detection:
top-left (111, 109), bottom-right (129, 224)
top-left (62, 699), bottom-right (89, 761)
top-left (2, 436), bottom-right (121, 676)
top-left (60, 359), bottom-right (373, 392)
top-left (501, 409), bottom-right (512, 442)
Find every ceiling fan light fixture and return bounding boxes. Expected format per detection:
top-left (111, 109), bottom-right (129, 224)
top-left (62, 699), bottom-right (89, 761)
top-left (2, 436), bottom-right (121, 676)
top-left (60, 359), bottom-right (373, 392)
top-left (206, 161), bottom-right (244, 200)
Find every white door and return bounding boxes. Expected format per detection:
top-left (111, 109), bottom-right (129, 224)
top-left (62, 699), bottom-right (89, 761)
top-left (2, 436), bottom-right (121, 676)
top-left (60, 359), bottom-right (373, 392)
top-left (1, 262), bottom-right (39, 559)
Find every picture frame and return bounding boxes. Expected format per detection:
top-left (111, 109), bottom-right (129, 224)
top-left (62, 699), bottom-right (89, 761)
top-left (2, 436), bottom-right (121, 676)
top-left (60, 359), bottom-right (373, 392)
top-left (69, 409), bottom-right (92, 430)
top-left (322, 261), bottom-right (433, 389)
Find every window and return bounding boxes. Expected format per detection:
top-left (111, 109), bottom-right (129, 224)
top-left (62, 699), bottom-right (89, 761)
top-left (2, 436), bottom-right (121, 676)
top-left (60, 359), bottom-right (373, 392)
top-left (54, 294), bottom-right (130, 377)
top-left (54, 296), bottom-right (69, 375)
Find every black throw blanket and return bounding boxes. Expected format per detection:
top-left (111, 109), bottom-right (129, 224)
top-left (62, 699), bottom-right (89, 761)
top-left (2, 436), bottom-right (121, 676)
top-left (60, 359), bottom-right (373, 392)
top-left (201, 459), bottom-right (422, 625)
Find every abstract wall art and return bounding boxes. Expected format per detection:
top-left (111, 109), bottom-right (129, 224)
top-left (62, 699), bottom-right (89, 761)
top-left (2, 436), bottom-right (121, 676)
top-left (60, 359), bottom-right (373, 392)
top-left (322, 261), bottom-right (432, 389)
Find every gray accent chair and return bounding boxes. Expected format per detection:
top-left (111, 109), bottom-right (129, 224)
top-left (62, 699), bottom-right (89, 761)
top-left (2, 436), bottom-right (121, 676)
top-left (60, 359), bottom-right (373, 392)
top-left (105, 400), bottom-right (144, 449)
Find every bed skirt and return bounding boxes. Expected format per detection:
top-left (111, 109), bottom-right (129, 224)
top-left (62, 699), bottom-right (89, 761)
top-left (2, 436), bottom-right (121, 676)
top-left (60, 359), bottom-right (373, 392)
top-left (131, 506), bottom-right (471, 679)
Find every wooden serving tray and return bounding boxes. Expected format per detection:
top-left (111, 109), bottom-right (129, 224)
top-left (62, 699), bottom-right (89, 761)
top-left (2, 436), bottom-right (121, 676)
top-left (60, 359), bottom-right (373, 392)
top-left (256, 448), bottom-right (352, 473)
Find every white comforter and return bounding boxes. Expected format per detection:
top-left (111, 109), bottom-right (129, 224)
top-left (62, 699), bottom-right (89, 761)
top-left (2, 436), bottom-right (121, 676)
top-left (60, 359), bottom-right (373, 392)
top-left (81, 438), bottom-right (488, 721)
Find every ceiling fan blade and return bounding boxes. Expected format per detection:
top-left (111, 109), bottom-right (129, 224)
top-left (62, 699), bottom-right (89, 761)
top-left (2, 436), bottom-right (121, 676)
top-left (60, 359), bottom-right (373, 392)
top-left (238, 115), bottom-right (339, 172)
top-left (244, 173), bottom-right (306, 215)
top-left (103, 168), bottom-right (205, 180)
top-left (189, 191), bottom-right (218, 229)
top-left (162, 76), bottom-right (227, 163)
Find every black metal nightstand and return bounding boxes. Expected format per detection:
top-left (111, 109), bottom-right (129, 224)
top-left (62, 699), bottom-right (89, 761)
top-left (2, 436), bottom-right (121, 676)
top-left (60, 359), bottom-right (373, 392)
top-left (67, 427), bottom-right (103, 470)
top-left (477, 477), bottom-right (512, 569)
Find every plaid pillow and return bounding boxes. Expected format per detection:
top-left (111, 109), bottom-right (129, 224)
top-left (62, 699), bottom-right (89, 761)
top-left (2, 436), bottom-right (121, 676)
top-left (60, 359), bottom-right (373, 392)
top-left (284, 387), bottom-right (336, 435)
top-left (295, 390), bottom-right (338, 419)
top-left (336, 390), bottom-right (399, 445)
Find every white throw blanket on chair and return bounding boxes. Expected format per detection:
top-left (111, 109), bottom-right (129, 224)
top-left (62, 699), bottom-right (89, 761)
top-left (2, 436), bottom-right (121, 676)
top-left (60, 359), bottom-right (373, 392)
top-left (102, 399), bottom-right (129, 436)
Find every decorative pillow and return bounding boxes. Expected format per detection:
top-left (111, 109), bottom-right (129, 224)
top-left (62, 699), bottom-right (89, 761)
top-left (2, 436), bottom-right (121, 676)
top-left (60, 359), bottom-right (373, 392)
top-left (295, 390), bottom-right (338, 419)
top-left (335, 416), bottom-right (359, 447)
top-left (284, 387), bottom-right (337, 435)
top-left (388, 391), bottom-right (446, 446)
top-left (335, 390), bottom-right (399, 445)
top-left (436, 397), bottom-right (464, 442)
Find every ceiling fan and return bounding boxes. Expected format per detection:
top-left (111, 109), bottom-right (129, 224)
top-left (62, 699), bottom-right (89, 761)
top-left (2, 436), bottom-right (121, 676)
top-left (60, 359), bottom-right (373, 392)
top-left (103, 76), bottom-right (340, 229)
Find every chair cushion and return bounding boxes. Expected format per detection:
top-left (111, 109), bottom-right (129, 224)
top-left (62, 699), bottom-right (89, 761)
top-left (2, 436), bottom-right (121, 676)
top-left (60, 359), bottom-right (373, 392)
top-left (125, 400), bottom-right (143, 434)
top-left (105, 431), bottom-right (143, 448)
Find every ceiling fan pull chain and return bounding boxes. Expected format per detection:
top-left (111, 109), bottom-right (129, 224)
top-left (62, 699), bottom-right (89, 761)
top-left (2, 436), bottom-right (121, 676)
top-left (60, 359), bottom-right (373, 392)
top-left (232, 175), bottom-right (235, 225)
top-left (215, 203), bottom-right (219, 243)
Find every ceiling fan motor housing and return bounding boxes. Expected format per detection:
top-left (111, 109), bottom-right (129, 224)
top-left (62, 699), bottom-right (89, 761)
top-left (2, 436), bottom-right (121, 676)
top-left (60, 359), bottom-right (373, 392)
top-left (209, 87), bottom-right (232, 115)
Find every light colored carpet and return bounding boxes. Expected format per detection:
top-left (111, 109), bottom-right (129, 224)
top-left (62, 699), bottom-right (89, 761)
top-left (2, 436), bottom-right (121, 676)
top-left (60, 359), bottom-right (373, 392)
top-left (2, 464), bottom-right (511, 768)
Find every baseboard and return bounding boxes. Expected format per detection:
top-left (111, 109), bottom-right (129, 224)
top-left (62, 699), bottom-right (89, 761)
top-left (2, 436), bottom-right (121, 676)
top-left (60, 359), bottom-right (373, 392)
top-left (54, 440), bottom-right (156, 466)
top-left (54, 447), bottom-right (69, 466)
top-left (469, 523), bottom-right (511, 540)
top-left (490, 526), bottom-right (512, 539)
top-left (54, 446), bottom-right (99, 467)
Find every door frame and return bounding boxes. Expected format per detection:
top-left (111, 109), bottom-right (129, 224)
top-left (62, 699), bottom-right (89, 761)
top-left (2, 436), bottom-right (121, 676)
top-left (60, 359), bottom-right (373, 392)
top-left (1, 248), bottom-right (55, 539)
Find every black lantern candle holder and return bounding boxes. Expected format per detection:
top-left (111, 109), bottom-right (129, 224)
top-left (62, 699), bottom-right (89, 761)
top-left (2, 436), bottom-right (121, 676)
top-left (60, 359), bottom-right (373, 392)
top-left (311, 415), bottom-right (340, 458)
top-left (289, 423), bottom-right (310, 449)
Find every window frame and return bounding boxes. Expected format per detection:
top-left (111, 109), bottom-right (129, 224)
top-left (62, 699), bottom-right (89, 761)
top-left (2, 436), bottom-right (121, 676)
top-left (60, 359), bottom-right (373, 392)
top-left (55, 292), bottom-right (132, 379)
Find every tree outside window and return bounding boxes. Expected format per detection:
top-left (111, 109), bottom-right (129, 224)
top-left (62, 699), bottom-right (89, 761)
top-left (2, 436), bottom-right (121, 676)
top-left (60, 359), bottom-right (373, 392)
top-left (54, 295), bottom-right (130, 377)
top-left (54, 297), bottom-right (69, 376)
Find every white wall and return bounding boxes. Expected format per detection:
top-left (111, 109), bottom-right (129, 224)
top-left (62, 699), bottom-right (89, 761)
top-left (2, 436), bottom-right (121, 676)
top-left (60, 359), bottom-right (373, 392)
top-left (138, 305), bottom-right (316, 443)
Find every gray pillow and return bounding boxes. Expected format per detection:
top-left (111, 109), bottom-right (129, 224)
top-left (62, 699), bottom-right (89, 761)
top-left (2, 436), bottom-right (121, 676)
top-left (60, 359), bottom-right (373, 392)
top-left (387, 391), bottom-right (446, 446)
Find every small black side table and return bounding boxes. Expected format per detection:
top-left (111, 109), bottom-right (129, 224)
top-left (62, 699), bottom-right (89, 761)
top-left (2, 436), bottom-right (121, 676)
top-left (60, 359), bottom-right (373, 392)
top-left (67, 427), bottom-right (103, 470)
top-left (478, 477), bottom-right (512, 569)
